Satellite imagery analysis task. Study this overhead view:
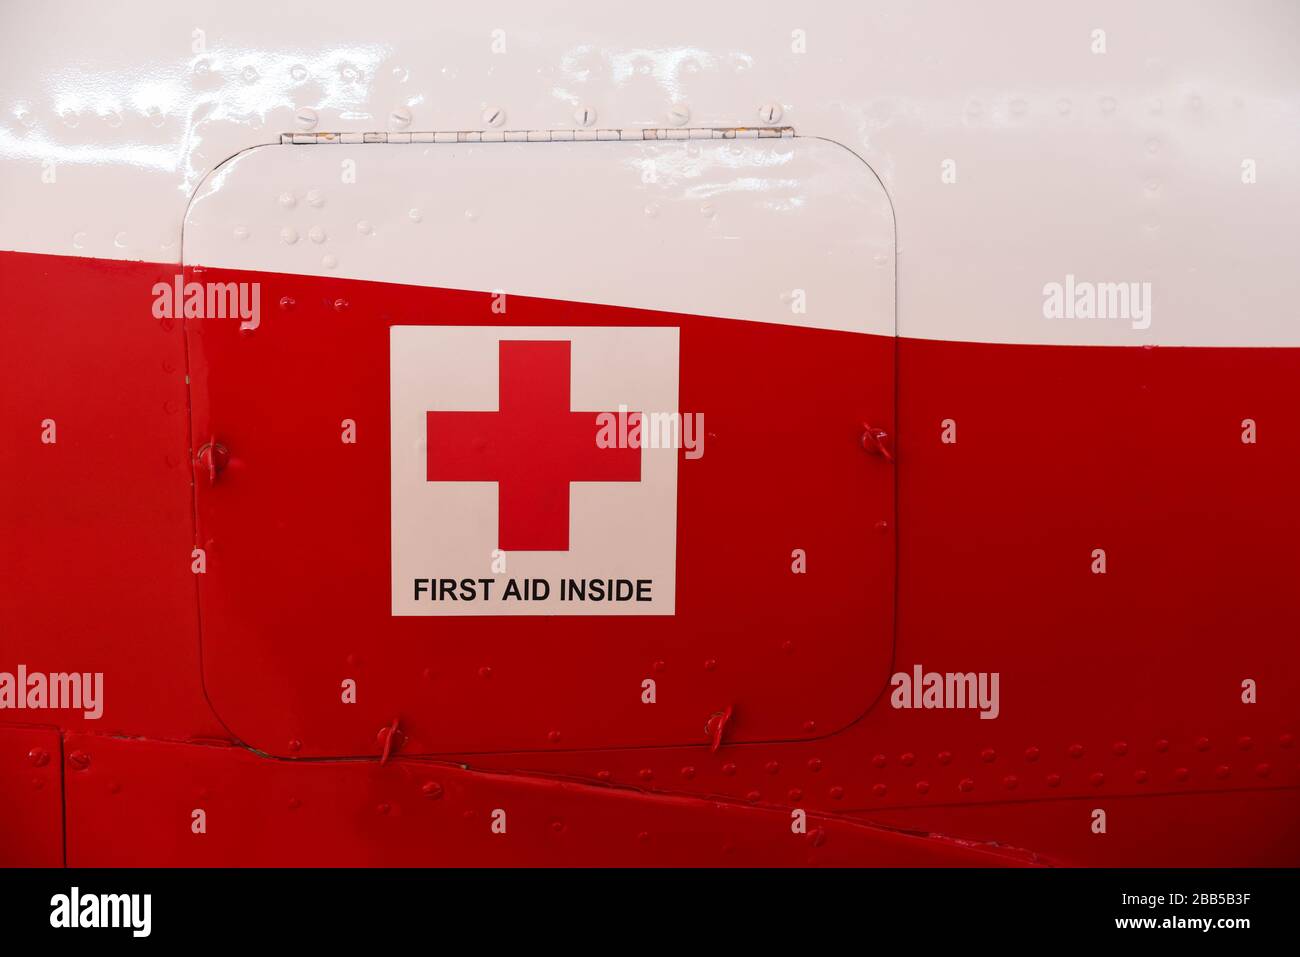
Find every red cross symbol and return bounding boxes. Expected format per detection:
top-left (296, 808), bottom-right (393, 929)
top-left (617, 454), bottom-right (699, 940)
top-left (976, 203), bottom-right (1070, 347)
top-left (426, 340), bottom-right (641, 551)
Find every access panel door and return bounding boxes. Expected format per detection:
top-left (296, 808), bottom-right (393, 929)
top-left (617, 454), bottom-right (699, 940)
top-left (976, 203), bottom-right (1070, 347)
top-left (181, 135), bottom-right (895, 757)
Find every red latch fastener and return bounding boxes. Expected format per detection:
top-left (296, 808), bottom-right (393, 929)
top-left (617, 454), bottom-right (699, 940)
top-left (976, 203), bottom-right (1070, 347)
top-left (861, 423), bottom-right (893, 462)
top-left (705, 705), bottom-right (734, 753)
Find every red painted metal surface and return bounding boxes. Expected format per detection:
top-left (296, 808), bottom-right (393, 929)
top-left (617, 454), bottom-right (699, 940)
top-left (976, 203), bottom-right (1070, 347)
top-left (184, 264), bottom-right (896, 758)
top-left (2, 251), bottom-right (1297, 866)
top-left (0, 252), bottom-right (224, 743)
top-left (62, 733), bottom-right (1037, 866)
top-left (0, 725), bottom-right (64, 867)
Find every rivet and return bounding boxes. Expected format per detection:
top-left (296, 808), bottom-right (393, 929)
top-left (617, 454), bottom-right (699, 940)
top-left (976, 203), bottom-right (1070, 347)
top-left (288, 739), bottom-right (302, 752)
top-left (680, 766), bottom-right (696, 780)
top-left (421, 782), bottom-right (443, 799)
top-left (1175, 767), bottom-right (1190, 781)
top-left (357, 220), bottom-right (373, 235)
top-left (279, 296), bottom-right (295, 310)
top-left (666, 103), bottom-right (690, 126)
top-left (547, 730), bottom-right (561, 743)
top-left (1024, 746), bottom-right (1040, 762)
top-left (765, 761), bottom-right (780, 775)
top-left (287, 797), bottom-right (301, 810)
top-left (781, 641), bottom-right (794, 654)
top-left (1255, 762), bottom-right (1271, 778)
top-left (721, 762), bottom-right (737, 776)
top-left (638, 768), bottom-right (653, 781)
top-left (306, 188), bottom-right (324, 208)
top-left (1046, 773), bottom-right (1061, 788)
top-left (746, 790), bottom-right (761, 802)
top-left (872, 753), bottom-right (887, 768)
top-left (872, 783), bottom-right (887, 797)
top-left (309, 225), bottom-right (326, 244)
top-left (1156, 738), bottom-right (1170, 752)
top-left (478, 666), bottom-right (492, 679)
top-left (482, 106), bottom-right (506, 128)
top-left (1090, 772), bottom-right (1105, 787)
top-left (806, 758), bottom-right (822, 773)
top-left (652, 659), bottom-right (666, 673)
top-left (787, 788), bottom-right (803, 801)
top-left (574, 105), bottom-right (596, 127)
top-left (550, 819), bottom-right (564, 833)
top-left (1214, 764), bottom-right (1230, 780)
top-left (899, 752), bottom-right (915, 767)
top-left (1281, 733), bottom-right (1295, 748)
top-left (758, 103), bottom-right (783, 124)
top-left (390, 106), bottom-right (412, 128)
top-left (829, 786), bottom-right (844, 800)
top-left (1134, 769), bottom-right (1149, 784)
top-left (295, 107), bottom-right (318, 130)
top-left (958, 777), bottom-right (975, 793)
top-left (27, 748), bottom-right (50, 768)
top-left (802, 719), bottom-right (816, 732)
top-left (68, 751), bottom-right (91, 771)
top-left (1112, 741), bottom-right (1128, 756)
top-left (1003, 775), bottom-right (1019, 790)
top-left (937, 751), bottom-right (953, 766)
top-left (332, 298), bottom-right (348, 312)
top-left (596, 770), bottom-right (611, 782)
top-left (808, 828), bottom-right (827, 848)
top-left (1068, 744), bottom-right (1085, 759)
top-left (703, 658), bottom-right (717, 671)
top-left (376, 802), bottom-right (391, 815)
top-left (638, 831), bottom-right (650, 843)
top-left (280, 226), bottom-right (299, 245)
top-left (981, 748), bottom-right (996, 763)
top-left (1195, 736), bottom-right (1211, 752)
top-left (915, 780), bottom-right (930, 795)
top-left (1237, 736), bottom-right (1253, 751)
top-left (233, 225), bottom-right (250, 241)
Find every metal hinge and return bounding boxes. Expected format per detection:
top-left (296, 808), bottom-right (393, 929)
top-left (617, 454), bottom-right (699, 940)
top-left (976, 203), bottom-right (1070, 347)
top-left (279, 126), bottom-right (795, 145)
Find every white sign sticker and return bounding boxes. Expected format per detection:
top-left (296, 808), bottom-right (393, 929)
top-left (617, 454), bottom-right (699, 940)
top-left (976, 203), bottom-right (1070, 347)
top-left (391, 325), bottom-right (679, 616)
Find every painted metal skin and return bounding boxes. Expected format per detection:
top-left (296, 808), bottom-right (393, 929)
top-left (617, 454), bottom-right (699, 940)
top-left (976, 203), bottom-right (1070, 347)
top-left (1, 1), bottom-right (1298, 866)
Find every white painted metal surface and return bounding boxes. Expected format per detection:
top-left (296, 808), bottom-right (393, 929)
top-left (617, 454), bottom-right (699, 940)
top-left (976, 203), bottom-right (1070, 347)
top-left (183, 139), bottom-right (894, 335)
top-left (1, 0), bottom-right (1298, 345)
